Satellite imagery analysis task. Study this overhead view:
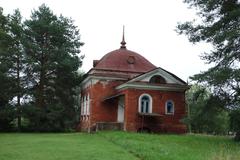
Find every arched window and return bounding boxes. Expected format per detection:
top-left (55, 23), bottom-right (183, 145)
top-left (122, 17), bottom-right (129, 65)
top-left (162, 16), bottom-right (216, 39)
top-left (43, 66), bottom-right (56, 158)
top-left (87, 94), bottom-right (90, 115)
top-left (165, 100), bottom-right (174, 115)
top-left (149, 75), bottom-right (166, 84)
top-left (138, 94), bottom-right (152, 113)
top-left (83, 96), bottom-right (87, 115)
top-left (81, 97), bottom-right (84, 116)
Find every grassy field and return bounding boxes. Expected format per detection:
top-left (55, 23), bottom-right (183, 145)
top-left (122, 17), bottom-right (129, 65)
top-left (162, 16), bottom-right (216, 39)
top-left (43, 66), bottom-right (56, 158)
top-left (0, 132), bottom-right (239, 160)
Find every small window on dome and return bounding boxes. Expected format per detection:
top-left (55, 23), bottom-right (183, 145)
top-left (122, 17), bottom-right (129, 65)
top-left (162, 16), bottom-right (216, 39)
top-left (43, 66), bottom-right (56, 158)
top-left (149, 75), bottom-right (166, 84)
top-left (127, 56), bottom-right (135, 64)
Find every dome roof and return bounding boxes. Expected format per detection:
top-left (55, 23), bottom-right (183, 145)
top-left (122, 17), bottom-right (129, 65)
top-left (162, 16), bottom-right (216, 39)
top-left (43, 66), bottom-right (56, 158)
top-left (94, 48), bottom-right (157, 73)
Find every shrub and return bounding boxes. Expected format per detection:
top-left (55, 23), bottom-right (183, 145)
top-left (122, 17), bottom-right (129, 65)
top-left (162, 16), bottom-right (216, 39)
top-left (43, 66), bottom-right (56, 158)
top-left (230, 109), bottom-right (240, 141)
top-left (0, 105), bottom-right (16, 131)
top-left (22, 104), bottom-right (76, 132)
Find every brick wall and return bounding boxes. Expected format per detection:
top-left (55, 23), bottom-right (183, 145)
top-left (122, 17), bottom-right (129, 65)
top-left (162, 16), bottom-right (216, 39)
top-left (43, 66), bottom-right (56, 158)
top-left (79, 80), bottom-right (187, 133)
top-left (124, 88), bottom-right (187, 133)
top-left (79, 80), bottom-right (124, 131)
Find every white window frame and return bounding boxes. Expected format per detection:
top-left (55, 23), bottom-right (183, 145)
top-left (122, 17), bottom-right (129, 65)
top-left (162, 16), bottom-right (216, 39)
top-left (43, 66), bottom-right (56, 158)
top-left (81, 97), bottom-right (84, 116)
top-left (87, 94), bottom-right (90, 115)
top-left (83, 96), bottom-right (87, 115)
top-left (138, 94), bottom-right (152, 113)
top-left (165, 100), bottom-right (174, 115)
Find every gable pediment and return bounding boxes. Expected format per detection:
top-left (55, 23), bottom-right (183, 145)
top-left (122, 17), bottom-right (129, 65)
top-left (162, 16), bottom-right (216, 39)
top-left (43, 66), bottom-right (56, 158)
top-left (116, 68), bottom-right (188, 91)
top-left (128, 68), bottom-right (186, 85)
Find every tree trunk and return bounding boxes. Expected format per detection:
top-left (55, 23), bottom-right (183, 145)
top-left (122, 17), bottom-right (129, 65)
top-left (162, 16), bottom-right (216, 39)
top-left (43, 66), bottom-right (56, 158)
top-left (17, 55), bottom-right (21, 131)
top-left (38, 73), bottom-right (44, 107)
top-left (37, 61), bottom-right (45, 108)
top-left (17, 95), bottom-right (21, 131)
top-left (37, 42), bottom-right (46, 108)
top-left (36, 33), bottom-right (49, 108)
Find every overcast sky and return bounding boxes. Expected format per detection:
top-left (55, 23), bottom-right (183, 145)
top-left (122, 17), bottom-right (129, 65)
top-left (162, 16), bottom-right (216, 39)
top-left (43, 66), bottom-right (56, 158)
top-left (0, 0), bottom-right (212, 81)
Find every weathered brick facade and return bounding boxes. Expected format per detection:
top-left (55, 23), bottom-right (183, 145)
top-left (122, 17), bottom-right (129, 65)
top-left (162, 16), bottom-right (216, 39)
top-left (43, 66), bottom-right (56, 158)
top-left (122, 88), bottom-right (186, 133)
top-left (78, 38), bottom-right (188, 133)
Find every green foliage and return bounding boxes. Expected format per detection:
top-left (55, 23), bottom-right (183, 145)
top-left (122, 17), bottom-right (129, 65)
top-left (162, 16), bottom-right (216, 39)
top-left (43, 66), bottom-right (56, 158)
top-left (0, 4), bottom-right (83, 132)
top-left (0, 8), bottom-right (26, 131)
top-left (22, 104), bottom-right (74, 132)
top-left (0, 8), bottom-right (17, 107)
top-left (185, 85), bottom-right (229, 135)
top-left (230, 109), bottom-right (240, 141)
top-left (177, 0), bottom-right (240, 140)
top-left (21, 4), bottom-right (83, 131)
top-left (23, 4), bottom-right (83, 108)
top-left (0, 73), bottom-right (16, 107)
top-left (0, 8), bottom-right (20, 131)
top-left (0, 105), bottom-right (16, 131)
top-left (8, 9), bottom-right (25, 131)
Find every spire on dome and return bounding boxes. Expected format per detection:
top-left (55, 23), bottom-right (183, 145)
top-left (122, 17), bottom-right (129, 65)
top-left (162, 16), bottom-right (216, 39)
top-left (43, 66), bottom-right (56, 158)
top-left (120, 26), bottom-right (126, 49)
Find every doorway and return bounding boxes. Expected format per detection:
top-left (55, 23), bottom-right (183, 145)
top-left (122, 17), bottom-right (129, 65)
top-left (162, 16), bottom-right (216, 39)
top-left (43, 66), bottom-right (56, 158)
top-left (117, 96), bottom-right (124, 122)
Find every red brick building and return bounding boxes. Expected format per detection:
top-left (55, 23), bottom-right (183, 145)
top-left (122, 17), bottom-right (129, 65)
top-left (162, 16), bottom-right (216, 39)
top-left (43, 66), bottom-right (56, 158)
top-left (79, 33), bottom-right (189, 133)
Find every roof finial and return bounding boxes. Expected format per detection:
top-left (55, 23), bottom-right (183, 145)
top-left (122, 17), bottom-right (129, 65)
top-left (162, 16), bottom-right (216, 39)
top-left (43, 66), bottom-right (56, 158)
top-left (120, 25), bottom-right (126, 49)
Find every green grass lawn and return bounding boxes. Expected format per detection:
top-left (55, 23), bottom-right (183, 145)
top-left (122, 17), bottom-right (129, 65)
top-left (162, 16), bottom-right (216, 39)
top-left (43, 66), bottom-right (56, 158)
top-left (0, 132), bottom-right (239, 160)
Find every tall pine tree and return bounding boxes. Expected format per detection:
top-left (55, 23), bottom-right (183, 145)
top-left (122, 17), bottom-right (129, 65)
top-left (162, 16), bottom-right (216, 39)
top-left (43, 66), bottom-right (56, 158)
top-left (8, 10), bottom-right (25, 130)
top-left (0, 8), bottom-right (24, 131)
top-left (177, 0), bottom-right (240, 140)
top-left (0, 7), bottom-right (13, 130)
top-left (0, 7), bottom-right (13, 107)
top-left (23, 4), bottom-right (83, 131)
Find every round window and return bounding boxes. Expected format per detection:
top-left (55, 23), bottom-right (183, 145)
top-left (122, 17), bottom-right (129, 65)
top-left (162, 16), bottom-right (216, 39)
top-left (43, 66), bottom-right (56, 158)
top-left (127, 56), bottom-right (135, 64)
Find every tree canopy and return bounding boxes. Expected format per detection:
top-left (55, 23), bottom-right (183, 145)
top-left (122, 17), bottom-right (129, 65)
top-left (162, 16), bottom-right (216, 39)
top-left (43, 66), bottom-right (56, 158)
top-left (0, 4), bottom-right (84, 132)
top-left (177, 0), bottom-right (240, 140)
top-left (185, 84), bottom-right (229, 134)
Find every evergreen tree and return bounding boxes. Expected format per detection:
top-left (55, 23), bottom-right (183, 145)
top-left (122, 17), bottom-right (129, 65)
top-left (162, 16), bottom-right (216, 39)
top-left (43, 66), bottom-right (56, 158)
top-left (8, 9), bottom-right (25, 130)
top-left (23, 4), bottom-right (83, 131)
top-left (177, 0), bottom-right (240, 140)
top-left (0, 8), bottom-right (22, 131)
top-left (0, 7), bottom-right (13, 106)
